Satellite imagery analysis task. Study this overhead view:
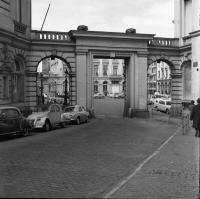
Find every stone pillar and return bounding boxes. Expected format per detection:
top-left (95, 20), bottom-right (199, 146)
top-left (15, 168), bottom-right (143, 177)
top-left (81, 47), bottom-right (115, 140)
top-left (170, 73), bottom-right (183, 117)
top-left (127, 52), bottom-right (149, 118)
top-left (76, 51), bottom-right (87, 108)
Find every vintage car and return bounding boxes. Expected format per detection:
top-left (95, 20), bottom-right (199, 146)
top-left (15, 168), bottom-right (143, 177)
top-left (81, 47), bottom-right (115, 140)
top-left (61, 105), bottom-right (89, 125)
top-left (27, 104), bottom-right (66, 131)
top-left (93, 92), bottom-right (105, 99)
top-left (0, 106), bottom-right (31, 136)
top-left (156, 99), bottom-right (172, 114)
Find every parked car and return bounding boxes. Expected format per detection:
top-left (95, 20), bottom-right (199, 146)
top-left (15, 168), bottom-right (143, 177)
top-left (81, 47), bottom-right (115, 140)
top-left (0, 106), bottom-right (31, 136)
top-left (153, 98), bottom-right (164, 109)
top-left (114, 92), bottom-right (124, 99)
top-left (157, 99), bottom-right (172, 114)
top-left (149, 94), bottom-right (164, 105)
top-left (27, 104), bottom-right (66, 131)
top-left (93, 93), bottom-right (105, 99)
top-left (61, 105), bottom-right (89, 125)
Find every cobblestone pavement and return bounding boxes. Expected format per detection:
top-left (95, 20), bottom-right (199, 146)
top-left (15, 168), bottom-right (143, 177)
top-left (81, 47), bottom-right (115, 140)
top-left (0, 115), bottom-right (198, 198)
top-left (108, 126), bottom-right (199, 199)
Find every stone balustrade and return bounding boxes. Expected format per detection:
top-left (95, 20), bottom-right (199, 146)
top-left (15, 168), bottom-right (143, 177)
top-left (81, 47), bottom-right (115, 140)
top-left (31, 30), bottom-right (70, 41)
top-left (148, 37), bottom-right (179, 47)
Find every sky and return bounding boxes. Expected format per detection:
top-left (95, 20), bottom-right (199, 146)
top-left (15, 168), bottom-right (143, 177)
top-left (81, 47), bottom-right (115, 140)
top-left (32, 0), bottom-right (174, 37)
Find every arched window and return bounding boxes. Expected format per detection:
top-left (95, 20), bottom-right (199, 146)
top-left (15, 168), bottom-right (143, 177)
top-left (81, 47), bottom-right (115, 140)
top-left (103, 81), bottom-right (108, 95)
top-left (12, 58), bottom-right (24, 102)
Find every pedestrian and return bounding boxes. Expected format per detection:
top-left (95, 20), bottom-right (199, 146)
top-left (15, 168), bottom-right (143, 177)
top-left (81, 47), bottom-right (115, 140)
top-left (188, 100), bottom-right (195, 113)
top-left (190, 98), bottom-right (200, 137)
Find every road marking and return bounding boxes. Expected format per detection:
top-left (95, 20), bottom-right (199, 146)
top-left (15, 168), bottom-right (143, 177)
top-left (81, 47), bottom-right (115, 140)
top-left (103, 126), bottom-right (181, 199)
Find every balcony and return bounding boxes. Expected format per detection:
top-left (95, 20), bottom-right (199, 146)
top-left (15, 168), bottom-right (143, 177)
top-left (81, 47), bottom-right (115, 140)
top-left (109, 74), bottom-right (123, 81)
top-left (148, 37), bottom-right (179, 47)
top-left (31, 30), bottom-right (70, 41)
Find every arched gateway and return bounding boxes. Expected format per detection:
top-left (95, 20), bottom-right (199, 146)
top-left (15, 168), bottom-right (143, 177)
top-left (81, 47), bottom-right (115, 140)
top-left (29, 30), bottom-right (156, 117)
top-left (0, 28), bottom-right (190, 117)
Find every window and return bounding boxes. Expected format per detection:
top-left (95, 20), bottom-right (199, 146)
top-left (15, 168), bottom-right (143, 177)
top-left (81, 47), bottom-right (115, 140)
top-left (166, 101), bottom-right (171, 105)
top-left (103, 81), bottom-right (107, 93)
top-left (94, 65), bottom-right (99, 76)
top-left (113, 65), bottom-right (118, 76)
top-left (3, 76), bottom-right (8, 98)
top-left (3, 109), bottom-right (20, 118)
top-left (159, 100), bottom-right (165, 105)
top-left (158, 71), bottom-right (160, 79)
top-left (103, 65), bottom-right (108, 76)
top-left (94, 81), bottom-right (98, 93)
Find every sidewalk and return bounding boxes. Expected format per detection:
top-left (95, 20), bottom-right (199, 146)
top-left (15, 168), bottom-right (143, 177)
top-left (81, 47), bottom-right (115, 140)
top-left (108, 120), bottom-right (199, 199)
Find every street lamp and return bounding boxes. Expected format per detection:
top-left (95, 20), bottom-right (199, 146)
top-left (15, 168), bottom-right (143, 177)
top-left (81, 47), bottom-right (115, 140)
top-left (63, 69), bottom-right (68, 106)
top-left (40, 73), bottom-right (44, 104)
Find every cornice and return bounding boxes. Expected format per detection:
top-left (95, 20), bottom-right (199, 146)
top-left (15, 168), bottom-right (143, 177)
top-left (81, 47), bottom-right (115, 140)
top-left (189, 29), bottom-right (200, 38)
top-left (68, 30), bottom-right (155, 41)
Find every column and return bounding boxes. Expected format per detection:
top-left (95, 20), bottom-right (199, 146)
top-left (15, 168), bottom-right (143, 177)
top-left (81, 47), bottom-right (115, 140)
top-left (76, 51), bottom-right (87, 108)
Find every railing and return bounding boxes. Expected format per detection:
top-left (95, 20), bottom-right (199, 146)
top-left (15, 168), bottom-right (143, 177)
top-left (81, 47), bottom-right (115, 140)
top-left (31, 30), bottom-right (70, 41)
top-left (148, 37), bottom-right (179, 47)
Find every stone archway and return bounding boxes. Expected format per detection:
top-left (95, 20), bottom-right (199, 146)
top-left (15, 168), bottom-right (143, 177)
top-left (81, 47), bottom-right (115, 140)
top-left (25, 51), bottom-right (76, 109)
top-left (147, 55), bottom-right (183, 116)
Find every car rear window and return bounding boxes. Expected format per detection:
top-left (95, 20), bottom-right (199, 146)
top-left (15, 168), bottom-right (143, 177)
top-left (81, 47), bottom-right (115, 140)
top-left (166, 101), bottom-right (171, 105)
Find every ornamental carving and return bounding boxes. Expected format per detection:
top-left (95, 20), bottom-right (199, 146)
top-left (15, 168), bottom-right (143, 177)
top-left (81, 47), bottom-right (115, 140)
top-left (0, 44), bottom-right (13, 64)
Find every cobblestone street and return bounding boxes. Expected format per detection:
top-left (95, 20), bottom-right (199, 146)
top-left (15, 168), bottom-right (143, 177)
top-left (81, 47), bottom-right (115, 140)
top-left (0, 112), bottom-right (198, 198)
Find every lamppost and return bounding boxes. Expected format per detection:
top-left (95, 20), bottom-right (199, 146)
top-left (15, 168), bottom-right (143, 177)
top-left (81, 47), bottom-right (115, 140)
top-left (63, 69), bottom-right (68, 106)
top-left (40, 73), bottom-right (44, 104)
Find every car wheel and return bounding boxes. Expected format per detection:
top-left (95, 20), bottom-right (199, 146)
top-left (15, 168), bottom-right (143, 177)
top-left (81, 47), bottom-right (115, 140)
top-left (61, 121), bottom-right (68, 128)
top-left (43, 120), bottom-right (51, 131)
top-left (21, 127), bottom-right (29, 137)
top-left (85, 116), bottom-right (89, 123)
top-left (76, 117), bottom-right (80, 125)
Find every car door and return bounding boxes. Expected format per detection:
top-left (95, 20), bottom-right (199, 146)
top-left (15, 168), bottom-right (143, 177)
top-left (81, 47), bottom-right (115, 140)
top-left (160, 100), bottom-right (165, 111)
top-left (0, 110), bottom-right (10, 134)
top-left (48, 105), bottom-right (56, 125)
top-left (54, 105), bottom-right (61, 124)
top-left (5, 108), bottom-right (21, 133)
top-left (78, 106), bottom-right (83, 122)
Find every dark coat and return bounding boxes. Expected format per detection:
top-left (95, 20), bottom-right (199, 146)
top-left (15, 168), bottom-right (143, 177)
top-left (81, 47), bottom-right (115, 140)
top-left (190, 104), bottom-right (200, 129)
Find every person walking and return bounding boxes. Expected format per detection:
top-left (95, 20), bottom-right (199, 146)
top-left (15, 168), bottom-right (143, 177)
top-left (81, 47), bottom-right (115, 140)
top-left (190, 98), bottom-right (200, 137)
top-left (188, 100), bottom-right (195, 112)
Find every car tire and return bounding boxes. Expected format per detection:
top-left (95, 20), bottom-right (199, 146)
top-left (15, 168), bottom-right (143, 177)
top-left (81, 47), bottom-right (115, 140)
top-left (21, 127), bottom-right (29, 137)
top-left (85, 116), bottom-right (89, 123)
top-left (166, 109), bottom-right (170, 114)
top-left (61, 122), bottom-right (68, 128)
top-left (43, 120), bottom-right (51, 131)
top-left (76, 117), bottom-right (80, 125)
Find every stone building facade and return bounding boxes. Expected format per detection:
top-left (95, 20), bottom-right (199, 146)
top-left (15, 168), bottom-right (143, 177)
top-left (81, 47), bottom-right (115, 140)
top-left (93, 59), bottom-right (124, 95)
